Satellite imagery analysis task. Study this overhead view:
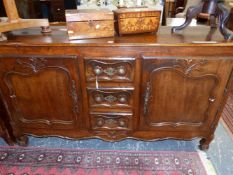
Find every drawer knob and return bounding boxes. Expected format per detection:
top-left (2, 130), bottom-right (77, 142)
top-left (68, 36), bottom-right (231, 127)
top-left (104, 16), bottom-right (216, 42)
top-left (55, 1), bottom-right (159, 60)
top-left (119, 120), bottom-right (126, 127)
top-left (96, 118), bottom-right (104, 127)
top-left (118, 66), bottom-right (126, 75)
top-left (94, 94), bottom-right (103, 103)
top-left (93, 66), bottom-right (102, 75)
top-left (118, 95), bottom-right (127, 103)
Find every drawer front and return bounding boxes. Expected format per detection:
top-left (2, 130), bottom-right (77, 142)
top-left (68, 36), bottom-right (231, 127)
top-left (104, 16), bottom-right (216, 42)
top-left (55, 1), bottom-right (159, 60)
top-left (85, 58), bottom-right (135, 82)
top-left (90, 113), bottom-right (132, 130)
top-left (118, 17), bottom-right (160, 34)
top-left (67, 20), bottom-right (114, 39)
top-left (87, 88), bottom-right (134, 109)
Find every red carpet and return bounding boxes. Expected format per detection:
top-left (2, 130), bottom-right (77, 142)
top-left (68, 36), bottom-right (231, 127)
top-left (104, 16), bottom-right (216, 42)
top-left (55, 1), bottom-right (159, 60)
top-left (0, 146), bottom-right (207, 175)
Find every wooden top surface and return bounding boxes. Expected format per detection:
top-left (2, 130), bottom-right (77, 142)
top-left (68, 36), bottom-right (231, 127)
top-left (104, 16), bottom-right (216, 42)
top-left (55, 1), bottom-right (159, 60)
top-left (114, 8), bottom-right (160, 13)
top-left (1, 26), bottom-right (233, 47)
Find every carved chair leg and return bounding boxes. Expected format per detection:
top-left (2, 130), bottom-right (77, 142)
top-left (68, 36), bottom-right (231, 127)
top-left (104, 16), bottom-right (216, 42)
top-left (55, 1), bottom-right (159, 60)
top-left (210, 15), bottom-right (217, 28)
top-left (218, 3), bottom-right (233, 40)
top-left (199, 134), bottom-right (214, 151)
top-left (206, 27), bottom-right (217, 41)
top-left (0, 32), bottom-right (7, 41)
top-left (17, 135), bottom-right (29, 147)
top-left (172, 2), bottom-right (204, 33)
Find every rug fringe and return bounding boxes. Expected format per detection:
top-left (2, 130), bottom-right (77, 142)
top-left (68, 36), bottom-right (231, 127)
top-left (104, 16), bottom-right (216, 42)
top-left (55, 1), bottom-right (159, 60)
top-left (198, 150), bottom-right (217, 175)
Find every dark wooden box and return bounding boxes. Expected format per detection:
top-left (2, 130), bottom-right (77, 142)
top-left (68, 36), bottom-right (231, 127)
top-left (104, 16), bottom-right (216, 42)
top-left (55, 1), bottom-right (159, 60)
top-left (114, 8), bottom-right (161, 35)
top-left (65, 9), bottom-right (115, 40)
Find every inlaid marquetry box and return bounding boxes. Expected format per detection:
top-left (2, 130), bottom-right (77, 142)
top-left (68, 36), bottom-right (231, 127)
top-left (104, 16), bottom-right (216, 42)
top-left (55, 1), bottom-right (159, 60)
top-left (65, 9), bottom-right (115, 40)
top-left (114, 8), bottom-right (161, 35)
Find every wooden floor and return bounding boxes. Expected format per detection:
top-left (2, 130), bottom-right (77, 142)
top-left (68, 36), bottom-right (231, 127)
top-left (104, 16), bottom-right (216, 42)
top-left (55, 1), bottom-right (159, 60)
top-left (222, 93), bottom-right (233, 134)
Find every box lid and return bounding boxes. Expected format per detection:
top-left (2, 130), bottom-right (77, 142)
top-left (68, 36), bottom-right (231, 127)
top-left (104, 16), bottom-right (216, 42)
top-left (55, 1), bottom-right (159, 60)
top-left (114, 8), bottom-right (161, 19)
top-left (66, 9), bottom-right (114, 22)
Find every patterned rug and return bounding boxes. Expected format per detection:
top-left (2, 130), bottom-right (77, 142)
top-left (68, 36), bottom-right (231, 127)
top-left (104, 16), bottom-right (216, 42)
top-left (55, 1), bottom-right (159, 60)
top-left (0, 146), bottom-right (207, 175)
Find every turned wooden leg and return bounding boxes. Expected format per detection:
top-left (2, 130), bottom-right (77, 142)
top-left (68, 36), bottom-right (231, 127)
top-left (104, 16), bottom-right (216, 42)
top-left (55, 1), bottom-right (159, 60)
top-left (210, 15), bottom-right (217, 28)
top-left (206, 27), bottom-right (217, 41)
top-left (17, 135), bottom-right (29, 147)
top-left (41, 26), bottom-right (52, 34)
top-left (0, 33), bottom-right (7, 41)
top-left (199, 134), bottom-right (214, 151)
top-left (172, 2), bottom-right (204, 33)
top-left (218, 3), bottom-right (233, 40)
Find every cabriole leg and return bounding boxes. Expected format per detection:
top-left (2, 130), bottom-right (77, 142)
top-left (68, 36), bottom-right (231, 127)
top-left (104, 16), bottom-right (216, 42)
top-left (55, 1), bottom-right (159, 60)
top-left (218, 3), bottom-right (233, 40)
top-left (199, 134), bottom-right (214, 150)
top-left (171, 2), bottom-right (204, 33)
top-left (17, 135), bottom-right (29, 147)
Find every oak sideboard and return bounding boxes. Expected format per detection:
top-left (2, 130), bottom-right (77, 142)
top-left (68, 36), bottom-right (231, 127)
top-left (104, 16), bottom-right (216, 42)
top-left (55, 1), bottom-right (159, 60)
top-left (0, 26), bottom-right (232, 150)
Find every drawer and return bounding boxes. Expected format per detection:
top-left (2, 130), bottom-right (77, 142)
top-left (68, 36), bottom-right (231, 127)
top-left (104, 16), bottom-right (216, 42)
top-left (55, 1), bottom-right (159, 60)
top-left (90, 112), bottom-right (132, 130)
top-left (85, 58), bottom-right (135, 82)
top-left (87, 88), bottom-right (134, 109)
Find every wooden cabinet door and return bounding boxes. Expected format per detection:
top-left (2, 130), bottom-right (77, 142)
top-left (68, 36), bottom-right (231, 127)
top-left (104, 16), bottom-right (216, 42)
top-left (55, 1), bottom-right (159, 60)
top-left (140, 57), bottom-right (233, 131)
top-left (0, 55), bottom-right (81, 131)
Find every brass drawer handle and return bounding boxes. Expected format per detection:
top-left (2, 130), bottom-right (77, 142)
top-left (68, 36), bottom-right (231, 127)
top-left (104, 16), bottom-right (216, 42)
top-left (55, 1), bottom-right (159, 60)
top-left (105, 95), bottom-right (117, 103)
top-left (118, 94), bottom-right (128, 104)
top-left (94, 94), bottom-right (103, 103)
top-left (93, 66), bottom-right (103, 75)
top-left (96, 118), bottom-right (105, 127)
top-left (119, 119), bottom-right (126, 127)
top-left (92, 91), bottom-right (130, 105)
top-left (117, 66), bottom-right (126, 75)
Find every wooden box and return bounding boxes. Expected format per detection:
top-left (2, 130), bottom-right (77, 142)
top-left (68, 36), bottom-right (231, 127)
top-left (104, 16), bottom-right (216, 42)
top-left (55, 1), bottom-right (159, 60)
top-left (65, 9), bottom-right (115, 40)
top-left (114, 8), bottom-right (161, 35)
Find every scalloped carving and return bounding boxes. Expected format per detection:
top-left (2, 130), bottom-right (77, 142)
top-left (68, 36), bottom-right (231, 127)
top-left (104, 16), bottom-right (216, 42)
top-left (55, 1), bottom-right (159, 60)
top-left (174, 59), bottom-right (208, 75)
top-left (90, 113), bottom-right (132, 130)
top-left (85, 59), bottom-right (135, 82)
top-left (14, 57), bottom-right (47, 73)
top-left (92, 130), bottom-right (130, 140)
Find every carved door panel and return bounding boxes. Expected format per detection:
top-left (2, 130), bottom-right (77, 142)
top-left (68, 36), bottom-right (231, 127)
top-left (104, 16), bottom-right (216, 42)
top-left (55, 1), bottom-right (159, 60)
top-left (0, 55), bottom-right (81, 130)
top-left (140, 57), bottom-right (233, 131)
